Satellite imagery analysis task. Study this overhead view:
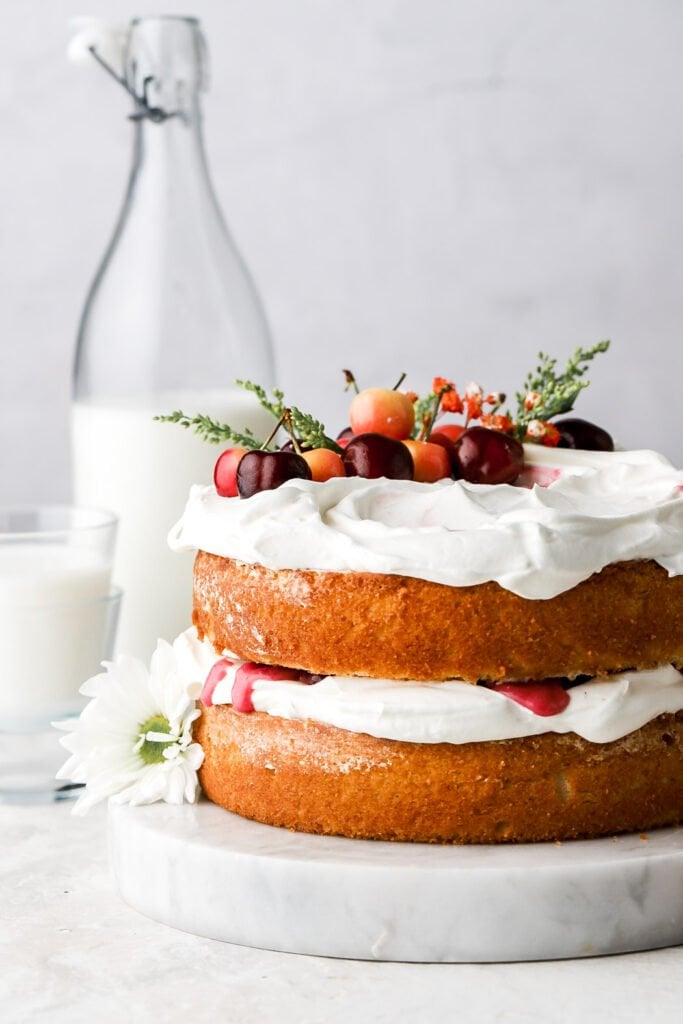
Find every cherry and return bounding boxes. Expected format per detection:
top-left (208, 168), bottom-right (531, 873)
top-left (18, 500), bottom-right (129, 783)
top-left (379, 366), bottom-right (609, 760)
top-left (236, 449), bottom-right (312, 498)
top-left (492, 679), bottom-right (570, 717)
top-left (402, 440), bottom-right (452, 483)
top-left (349, 388), bottom-right (415, 440)
top-left (430, 424), bottom-right (466, 444)
top-left (337, 426), bottom-right (354, 442)
top-left (342, 432), bottom-right (414, 480)
top-left (214, 447), bottom-right (247, 498)
top-left (302, 448), bottom-right (347, 482)
top-left (200, 657), bottom-right (234, 707)
top-left (281, 438), bottom-right (314, 453)
top-left (555, 417), bottom-right (614, 452)
top-left (452, 426), bottom-right (524, 485)
top-left (427, 432), bottom-right (461, 478)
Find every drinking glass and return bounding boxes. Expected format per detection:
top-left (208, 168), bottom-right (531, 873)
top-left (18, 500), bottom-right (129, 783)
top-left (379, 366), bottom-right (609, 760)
top-left (0, 506), bottom-right (120, 802)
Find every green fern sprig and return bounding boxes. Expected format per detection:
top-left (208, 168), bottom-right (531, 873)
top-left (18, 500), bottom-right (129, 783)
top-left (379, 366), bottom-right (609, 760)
top-left (411, 393), bottom-right (437, 439)
top-left (152, 410), bottom-right (260, 448)
top-left (512, 340), bottom-right (610, 434)
top-left (235, 379), bottom-right (342, 452)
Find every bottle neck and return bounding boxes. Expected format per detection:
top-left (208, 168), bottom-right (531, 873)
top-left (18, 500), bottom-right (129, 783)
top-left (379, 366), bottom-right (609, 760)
top-left (130, 102), bottom-right (213, 193)
top-left (122, 17), bottom-right (215, 208)
top-left (73, 14), bottom-right (275, 404)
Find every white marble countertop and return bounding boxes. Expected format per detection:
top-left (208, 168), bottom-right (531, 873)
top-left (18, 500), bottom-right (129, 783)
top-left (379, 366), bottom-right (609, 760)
top-left (2, 800), bottom-right (683, 1024)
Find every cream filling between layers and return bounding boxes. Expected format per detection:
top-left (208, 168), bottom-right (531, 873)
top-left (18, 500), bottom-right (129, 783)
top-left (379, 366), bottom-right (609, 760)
top-left (169, 447), bottom-right (683, 600)
top-left (173, 630), bottom-right (683, 746)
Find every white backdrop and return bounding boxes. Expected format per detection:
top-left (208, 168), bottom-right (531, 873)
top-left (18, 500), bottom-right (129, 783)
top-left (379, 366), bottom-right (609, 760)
top-left (2, 0), bottom-right (683, 503)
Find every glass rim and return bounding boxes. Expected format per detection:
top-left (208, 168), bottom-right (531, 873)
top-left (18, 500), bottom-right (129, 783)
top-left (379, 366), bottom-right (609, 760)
top-left (0, 504), bottom-right (118, 541)
top-left (130, 15), bottom-right (200, 27)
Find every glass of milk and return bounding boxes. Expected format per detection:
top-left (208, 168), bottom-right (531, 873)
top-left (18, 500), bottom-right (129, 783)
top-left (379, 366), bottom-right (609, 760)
top-left (0, 505), bottom-right (119, 802)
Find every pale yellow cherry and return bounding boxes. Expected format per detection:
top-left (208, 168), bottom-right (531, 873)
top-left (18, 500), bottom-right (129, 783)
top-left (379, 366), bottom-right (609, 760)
top-left (349, 388), bottom-right (415, 440)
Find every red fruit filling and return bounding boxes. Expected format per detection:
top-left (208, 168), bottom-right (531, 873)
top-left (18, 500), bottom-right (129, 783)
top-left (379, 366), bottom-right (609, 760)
top-left (231, 662), bottom-right (320, 713)
top-left (207, 659), bottom-right (576, 720)
top-left (200, 657), bottom-right (234, 707)
top-left (515, 465), bottom-right (562, 489)
top-left (490, 678), bottom-right (571, 717)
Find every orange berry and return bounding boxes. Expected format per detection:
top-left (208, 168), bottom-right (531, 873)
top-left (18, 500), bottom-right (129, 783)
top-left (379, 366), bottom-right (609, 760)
top-left (441, 389), bottom-right (464, 414)
top-left (302, 448), bottom-right (347, 482)
top-left (464, 382), bottom-right (484, 422)
top-left (349, 388), bottom-right (415, 440)
top-left (525, 420), bottom-right (561, 447)
top-left (402, 440), bottom-right (452, 483)
top-left (480, 413), bottom-right (514, 433)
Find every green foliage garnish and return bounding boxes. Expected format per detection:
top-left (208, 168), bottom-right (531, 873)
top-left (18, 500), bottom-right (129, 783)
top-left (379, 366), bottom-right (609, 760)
top-left (157, 341), bottom-right (611, 455)
top-left (411, 393), bottom-right (437, 439)
top-left (511, 340), bottom-right (610, 436)
top-left (156, 382), bottom-right (342, 454)
top-left (236, 380), bottom-right (342, 453)
top-left (153, 410), bottom-right (260, 448)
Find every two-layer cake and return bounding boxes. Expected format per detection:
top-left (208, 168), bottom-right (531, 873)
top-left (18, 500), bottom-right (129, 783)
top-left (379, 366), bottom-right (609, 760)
top-left (170, 444), bottom-right (683, 843)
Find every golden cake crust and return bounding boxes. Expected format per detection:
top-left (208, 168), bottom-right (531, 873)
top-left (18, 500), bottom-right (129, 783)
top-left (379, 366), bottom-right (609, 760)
top-left (193, 554), bottom-right (683, 682)
top-left (195, 705), bottom-right (683, 843)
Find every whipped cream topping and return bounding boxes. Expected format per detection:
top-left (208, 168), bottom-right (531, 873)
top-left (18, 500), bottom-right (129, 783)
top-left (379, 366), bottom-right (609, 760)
top-left (169, 446), bottom-right (683, 599)
top-left (174, 630), bottom-right (683, 746)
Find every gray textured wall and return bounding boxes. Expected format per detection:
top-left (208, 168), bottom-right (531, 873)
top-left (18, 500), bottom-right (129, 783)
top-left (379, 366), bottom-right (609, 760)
top-left (2, 0), bottom-right (683, 503)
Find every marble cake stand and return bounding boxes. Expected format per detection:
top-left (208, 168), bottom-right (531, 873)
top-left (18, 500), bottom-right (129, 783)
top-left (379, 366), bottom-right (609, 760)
top-left (109, 801), bottom-right (683, 962)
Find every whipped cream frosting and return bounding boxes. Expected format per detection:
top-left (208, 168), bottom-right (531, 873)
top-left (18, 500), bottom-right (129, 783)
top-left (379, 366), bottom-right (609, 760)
top-left (169, 446), bottom-right (683, 599)
top-left (173, 630), bottom-right (683, 746)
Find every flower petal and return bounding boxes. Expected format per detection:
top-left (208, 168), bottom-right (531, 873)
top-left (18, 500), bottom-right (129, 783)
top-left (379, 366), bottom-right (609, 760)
top-left (55, 631), bottom-right (206, 813)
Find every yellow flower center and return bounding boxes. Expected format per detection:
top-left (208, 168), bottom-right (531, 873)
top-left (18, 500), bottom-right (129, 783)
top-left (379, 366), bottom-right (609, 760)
top-left (138, 714), bottom-right (175, 764)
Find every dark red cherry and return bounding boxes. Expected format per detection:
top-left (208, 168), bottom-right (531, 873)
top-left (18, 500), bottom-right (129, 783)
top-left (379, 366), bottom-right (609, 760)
top-left (427, 432), bottom-right (462, 479)
top-left (342, 432), bottom-right (414, 480)
top-left (336, 426), bottom-right (354, 450)
top-left (452, 426), bottom-right (524, 485)
top-left (554, 417), bottom-right (614, 452)
top-left (280, 438), bottom-right (314, 453)
top-left (236, 449), bottom-right (312, 498)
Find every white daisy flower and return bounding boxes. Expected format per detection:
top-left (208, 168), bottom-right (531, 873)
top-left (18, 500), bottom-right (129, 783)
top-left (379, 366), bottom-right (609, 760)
top-left (56, 638), bottom-right (205, 815)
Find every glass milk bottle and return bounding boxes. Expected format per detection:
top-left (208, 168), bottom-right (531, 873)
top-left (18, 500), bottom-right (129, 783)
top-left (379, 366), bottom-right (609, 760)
top-left (72, 16), bottom-right (274, 660)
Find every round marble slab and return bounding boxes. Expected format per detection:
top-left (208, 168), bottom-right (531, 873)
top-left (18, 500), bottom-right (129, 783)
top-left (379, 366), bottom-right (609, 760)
top-left (108, 801), bottom-right (683, 962)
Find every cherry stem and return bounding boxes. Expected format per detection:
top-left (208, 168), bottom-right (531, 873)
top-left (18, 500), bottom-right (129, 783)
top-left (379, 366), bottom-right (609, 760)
top-left (261, 413), bottom-right (287, 451)
top-left (391, 372), bottom-right (407, 391)
top-left (343, 369), bottom-right (359, 394)
top-left (282, 410), bottom-right (303, 454)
